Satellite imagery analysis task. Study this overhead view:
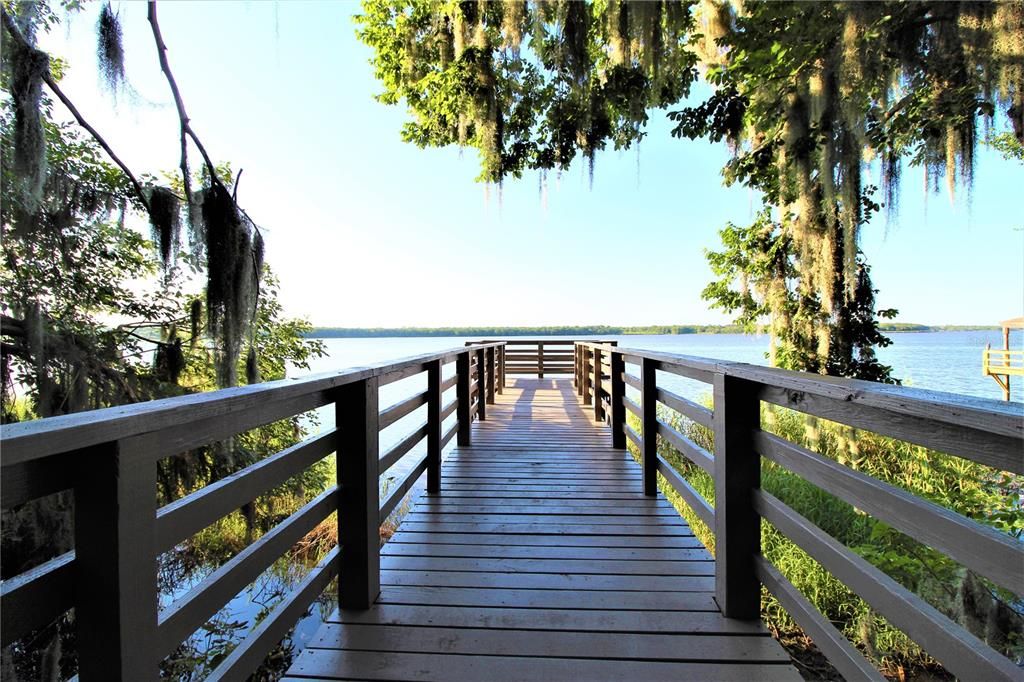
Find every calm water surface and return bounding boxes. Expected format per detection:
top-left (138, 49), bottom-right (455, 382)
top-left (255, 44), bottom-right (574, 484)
top-left (303, 329), bottom-right (1024, 404)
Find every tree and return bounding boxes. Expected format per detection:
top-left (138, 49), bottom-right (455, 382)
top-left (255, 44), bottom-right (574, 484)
top-left (2, 0), bottom-right (268, 388)
top-left (356, 0), bottom-right (1023, 378)
top-left (1, 4), bottom-right (326, 677)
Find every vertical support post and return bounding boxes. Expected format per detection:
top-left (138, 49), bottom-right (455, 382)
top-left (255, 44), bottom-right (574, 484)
top-left (713, 373), bottom-right (761, 619)
top-left (457, 351), bottom-right (472, 446)
top-left (582, 346), bottom-right (592, 406)
top-left (593, 346), bottom-right (604, 422)
top-left (610, 350), bottom-right (626, 449)
top-left (74, 437), bottom-right (158, 681)
top-left (538, 342), bottom-right (545, 379)
top-left (640, 358), bottom-right (658, 497)
top-left (574, 344), bottom-right (580, 392)
top-left (486, 346), bottom-right (496, 404)
top-left (427, 359), bottom-right (442, 493)
top-left (497, 346), bottom-right (504, 394)
top-left (475, 347), bottom-right (487, 421)
top-left (337, 376), bottom-right (380, 610)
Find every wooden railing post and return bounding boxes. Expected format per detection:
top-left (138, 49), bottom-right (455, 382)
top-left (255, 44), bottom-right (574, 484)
top-left (74, 437), bottom-right (158, 680)
top-left (593, 346), bottom-right (604, 423)
top-left (713, 373), bottom-right (761, 619)
top-left (538, 342), bottom-right (545, 379)
top-left (610, 350), bottom-right (626, 449)
top-left (582, 346), bottom-right (592, 406)
top-left (497, 346), bottom-right (504, 394)
top-left (457, 351), bottom-right (472, 446)
top-left (427, 359), bottom-right (442, 493)
top-left (475, 347), bottom-right (487, 421)
top-left (574, 344), bottom-right (580, 392)
top-left (486, 346), bottom-right (496, 404)
top-left (640, 358), bottom-right (658, 496)
top-left (336, 376), bottom-right (380, 610)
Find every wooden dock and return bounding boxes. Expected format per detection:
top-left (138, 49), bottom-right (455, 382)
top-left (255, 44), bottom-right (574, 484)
top-left (2, 339), bottom-right (1021, 681)
top-left (284, 378), bottom-right (799, 681)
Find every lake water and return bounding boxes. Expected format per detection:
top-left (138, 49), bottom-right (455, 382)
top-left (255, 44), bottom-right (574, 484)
top-left (173, 330), bottom-right (1021, 678)
top-left (303, 330), bottom-right (1024, 404)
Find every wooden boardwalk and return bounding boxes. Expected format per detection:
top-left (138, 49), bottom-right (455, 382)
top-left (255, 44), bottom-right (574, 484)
top-left (284, 378), bottom-right (799, 681)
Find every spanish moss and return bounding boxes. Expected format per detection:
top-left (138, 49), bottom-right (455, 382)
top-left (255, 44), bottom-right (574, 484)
top-left (245, 345), bottom-right (260, 385)
top-left (97, 2), bottom-right (125, 93)
top-left (7, 35), bottom-right (48, 211)
top-left (146, 185), bottom-right (181, 271)
top-left (201, 184), bottom-right (257, 388)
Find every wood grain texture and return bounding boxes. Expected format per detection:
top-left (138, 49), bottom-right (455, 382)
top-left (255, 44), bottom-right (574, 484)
top-left (287, 378), bottom-right (797, 681)
top-left (336, 377), bottom-right (380, 610)
top-left (713, 374), bottom-right (761, 620)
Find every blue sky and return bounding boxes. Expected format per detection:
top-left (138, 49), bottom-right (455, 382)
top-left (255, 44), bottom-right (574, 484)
top-left (40, 1), bottom-right (1023, 327)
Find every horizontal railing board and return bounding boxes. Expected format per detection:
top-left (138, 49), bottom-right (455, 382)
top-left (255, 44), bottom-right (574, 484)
top-left (379, 362), bottom-right (429, 387)
top-left (624, 423), bottom-right (642, 449)
top-left (379, 391), bottom-right (428, 430)
top-left (506, 368), bottom-right (573, 374)
top-left (624, 396), bottom-right (642, 418)
top-left (156, 429), bottom-right (337, 553)
top-left (753, 383), bottom-right (1023, 474)
top-left (472, 339), bottom-right (613, 345)
top-left (440, 375), bottom-right (458, 393)
top-left (607, 346), bottom-right (1023, 473)
top-left (2, 446), bottom-right (93, 509)
top-left (157, 487), bottom-right (338, 658)
top-left (207, 545), bottom-right (340, 682)
top-left (0, 343), bottom-right (505, 465)
top-left (623, 373), bottom-right (641, 390)
top-left (656, 420), bottom-right (714, 475)
top-left (657, 387), bottom-right (713, 428)
top-left (754, 491), bottom-right (1022, 682)
top-left (755, 430), bottom-right (1024, 595)
top-left (5, 392), bottom-right (327, 506)
top-left (379, 423), bottom-right (428, 473)
top-left (656, 456), bottom-right (714, 529)
top-left (380, 454), bottom-right (429, 522)
top-left (735, 362), bottom-right (1023, 439)
top-left (0, 550), bottom-right (74, 646)
top-left (756, 556), bottom-right (884, 682)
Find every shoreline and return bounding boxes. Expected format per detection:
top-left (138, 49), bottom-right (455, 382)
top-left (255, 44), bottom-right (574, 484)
top-left (305, 325), bottom-right (1002, 338)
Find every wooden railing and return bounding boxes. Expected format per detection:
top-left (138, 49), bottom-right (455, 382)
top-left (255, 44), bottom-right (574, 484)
top-left (469, 338), bottom-right (615, 378)
top-left (575, 341), bottom-right (1024, 682)
top-left (0, 342), bottom-right (504, 681)
top-left (984, 348), bottom-right (1024, 376)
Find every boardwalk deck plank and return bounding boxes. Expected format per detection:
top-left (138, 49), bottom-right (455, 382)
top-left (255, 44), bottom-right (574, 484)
top-left (286, 378), bottom-right (799, 681)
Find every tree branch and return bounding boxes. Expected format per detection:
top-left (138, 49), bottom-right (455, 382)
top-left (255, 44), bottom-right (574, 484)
top-left (146, 1), bottom-right (232, 200)
top-left (1, 7), bottom-right (152, 214)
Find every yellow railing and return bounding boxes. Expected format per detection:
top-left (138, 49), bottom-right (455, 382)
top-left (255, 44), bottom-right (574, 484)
top-left (983, 348), bottom-right (1024, 376)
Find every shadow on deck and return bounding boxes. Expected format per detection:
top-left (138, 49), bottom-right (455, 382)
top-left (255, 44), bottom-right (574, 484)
top-left (283, 378), bottom-right (800, 681)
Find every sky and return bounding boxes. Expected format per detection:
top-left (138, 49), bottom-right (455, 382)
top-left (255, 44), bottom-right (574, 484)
top-left (38, 1), bottom-right (1024, 328)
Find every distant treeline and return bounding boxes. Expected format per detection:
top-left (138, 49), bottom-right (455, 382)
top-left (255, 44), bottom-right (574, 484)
top-left (307, 325), bottom-right (746, 338)
top-left (306, 323), bottom-right (1000, 338)
top-left (877, 323), bottom-right (1000, 332)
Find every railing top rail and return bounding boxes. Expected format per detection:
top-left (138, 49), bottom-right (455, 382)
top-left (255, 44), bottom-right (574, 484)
top-left (0, 342), bottom-right (505, 465)
top-left (606, 344), bottom-right (1022, 419)
top-left (469, 338), bottom-right (617, 344)
top-left (599, 345), bottom-right (1023, 468)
